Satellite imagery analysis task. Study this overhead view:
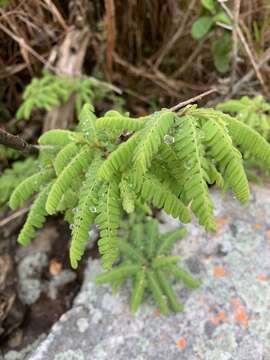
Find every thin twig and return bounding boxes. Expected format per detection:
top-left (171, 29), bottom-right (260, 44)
top-left (0, 207), bottom-right (30, 228)
top-left (219, 1), bottom-right (267, 94)
top-left (232, 47), bottom-right (270, 95)
top-left (154, 0), bottom-right (196, 68)
top-left (0, 21), bottom-right (54, 70)
top-left (43, 0), bottom-right (69, 31)
top-left (231, 0), bottom-right (241, 87)
top-left (0, 129), bottom-right (39, 155)
top-left (170, 88), bottom-right (217, 112)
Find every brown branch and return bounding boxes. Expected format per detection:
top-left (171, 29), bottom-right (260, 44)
top-left (170, 88), bottom-right (217, 112)
top-left (0, 129), bottom-right (39, 155)
top-left (0, 207), bottom-right (30, 228)
top-left (104, 0), bottom-right (116, 81)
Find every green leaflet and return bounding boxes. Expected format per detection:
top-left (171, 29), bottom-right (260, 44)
top-left (156, 270), bottom-right (183, 312)
top-left (202, 116), bottom-right (249, 203)
top-left (78, 103), bottom-right (97, 141)
top-left (158, 143), bottom-right (183, 185)
top-left (152, 255), bottom-right (180, 269)
top-left (0, 157), bottom-right (37, 205)
top-left (131, 269), bottom-right (146, 313)
top-left (119, 176), bottom-right (136, 214)
top-left (117, 239), bottom-right (146, 264)
top-left (70, 154), bottom-right (103, 269)
top-left (97, 111), bottom-right (145, 132)
top-left (146, 270), bottom-right (168, 315)
top-left (131, 223), bottom-right (145, 249)
top-left (224, 114), bottom-right (270, 167)
top-left (96, 181), bottom-right (122, 269)
top-left (145, 219), bottom-right (158, 260)
top-left (133, 110), bottom-right (175, 174)
top-left (157, 228), bottom-right (187, 255)
top-left (98, 133), bottom-right (139, 180)
top-left (217, 100), bottom-right (249, 113)
top-left (54, 142), bottom-right (82, 175)
top-left (38, 129), bottom-right (74, 146)
top-left (9, 168), bottom-right (55, 209)
top-left (191, 16), bottom-right (214, 39)
top-left (46, 146), bottom-right (93, 214)
top-left (95, 264), bottom-right (141, 284)
top-left (18, 183), bottom-right (52, 246)
top-left (174, 115), bottom-right (216, 231)
top-left (133, 173), bottom-right (191, 223)
top-left (168, 265), bottom-right (201, 289)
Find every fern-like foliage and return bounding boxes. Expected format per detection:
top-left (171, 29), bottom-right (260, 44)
top-left (96, 219), bottom-right (200, 314)
top-left (217, 96), bottom-right (270, 140)
top-left (16, 70), bottom-right (119, 120)
top-left (0, 157), bottom-right (37, 206)
top-left (9, 102), bottom-right (270, 271)
top-left (217, 96), bottom-right (270, 180)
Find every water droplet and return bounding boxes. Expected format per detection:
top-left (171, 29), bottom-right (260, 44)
top-left (72, 208), bottom-right (78, 214)
top-left (184, 160), bottom-right (193, 170)
top-left (163, 134), bottom-right (175, 144)
top-left (90, 206), bottom-right (97, 213)
top-left (69, 224), bottom-right (74, 230)
top-left (89, 229), bottom-right (95, 238)
top-left (198, 131), bottom-right (205, 140)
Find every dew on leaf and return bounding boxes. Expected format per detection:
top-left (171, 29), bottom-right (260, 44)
top-left (184, 160), bottom-right (193, 170)
top-left (163, 134), bottom-right (175, 144)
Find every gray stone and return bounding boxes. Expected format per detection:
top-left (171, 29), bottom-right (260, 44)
top-left (24, 185), bottom-right (270, 359)
top-left (17, 252), bottom-right (48, 305)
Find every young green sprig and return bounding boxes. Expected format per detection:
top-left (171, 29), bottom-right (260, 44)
top-left (96, 219), bottom-right (201, 315)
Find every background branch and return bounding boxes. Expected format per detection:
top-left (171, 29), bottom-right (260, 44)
top-left (0, 129), bottom-right (39, 155)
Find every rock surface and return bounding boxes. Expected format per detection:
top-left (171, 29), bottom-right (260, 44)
top-left (13, 185), bottom-right (270, 359)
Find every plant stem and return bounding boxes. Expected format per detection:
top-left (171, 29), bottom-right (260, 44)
top-left (170, 88), bottom-right (217, 112)
top-left (0, 129), bottom-right (39, 155)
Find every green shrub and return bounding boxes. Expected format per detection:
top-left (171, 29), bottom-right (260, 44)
top-left (96, 218), bottom-right (200, 314)
top-left (8, 101), bottom-right (270, 313)
top-left (16, 70), bottom-right (121, 120)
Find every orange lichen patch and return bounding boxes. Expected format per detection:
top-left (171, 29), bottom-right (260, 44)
top-left (213, 266), bottom-right (226, 278)
top-left (231, 298), bottom-right (249, 328)
top-left (176, 337), bottom-right (187, 350)
top-left (254, 223), bottom-right (262, 230)
top-left (49, 259), bottom-right (62, 276)
top-left (154, 308), bottom-right (161, 316)
top-left (257, 273), bottom-right (268, 281)
top-left (216, 218), bottom-right (228, 231)
top-left (208, 310), bottom-right (226, 325)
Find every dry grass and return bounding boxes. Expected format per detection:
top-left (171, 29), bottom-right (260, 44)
top-left (1, 0), bottom-right (270, 116)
